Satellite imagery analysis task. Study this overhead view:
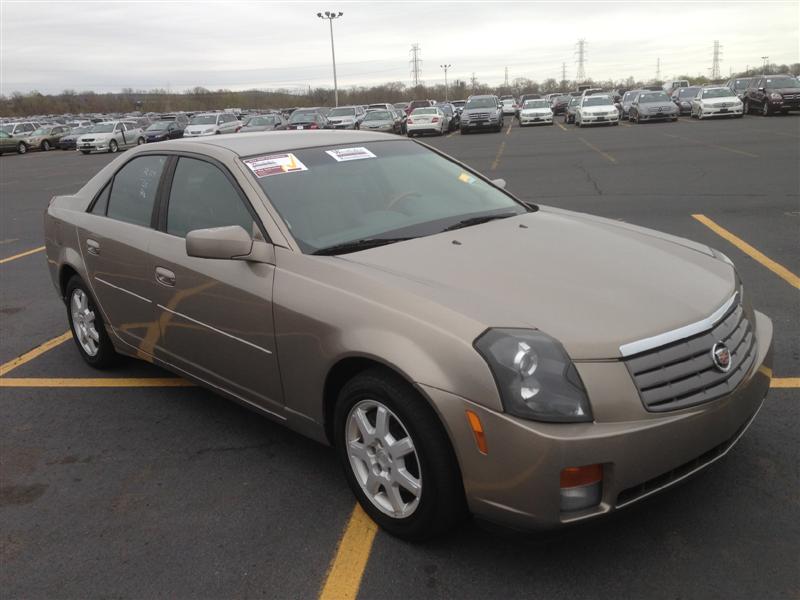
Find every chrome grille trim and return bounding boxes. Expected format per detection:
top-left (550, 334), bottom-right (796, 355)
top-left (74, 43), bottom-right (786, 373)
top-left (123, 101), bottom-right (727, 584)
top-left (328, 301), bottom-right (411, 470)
top-left (619, 292), bottom-right (738, 357)
top-left (624, 297), bottom-right (757, 412)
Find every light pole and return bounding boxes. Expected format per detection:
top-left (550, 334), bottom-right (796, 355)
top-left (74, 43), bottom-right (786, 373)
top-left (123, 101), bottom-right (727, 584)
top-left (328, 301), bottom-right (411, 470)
top-left (317, 11), bottom-right (343, 106)
top-left (761, 56), bottom-right (769, 73)
top-left (440, 64), bottom-right (451, 101)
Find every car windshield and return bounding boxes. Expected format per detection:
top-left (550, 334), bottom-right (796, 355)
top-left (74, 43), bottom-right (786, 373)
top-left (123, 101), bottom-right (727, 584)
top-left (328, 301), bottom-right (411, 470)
top-left (245, 140), bottom-right (527, 253)
top-left (147, 122), bottom-right (170, 131)
top-left (524, 100), bottom-right (549, 109)
top-left (465, 97), bottom-right (497, 109)
top-left (31, 128), bottom-right (50, 135)
top-left (0, 125), bottom-right (14, 133)
top-left (678, 88), bottom-right (700, 98)
top-left (328, 107), bottom-right (356, 117)
top-left (452, 101), bottom-right (465, 107)
top-left (365, 111), bottom-right (392, 121)
top-left (766, 77), bottom-right (800, 89)
top-left (412, 108), bottom-right (437, 115)
top-left (190, 115), bottom-right (218, 125)
top-left (702, 88), bottom-right (733, 98)
top-left (733, 79), bottom-right (751, 89)
top-left (502, 99), bottom-right (514, 105)
top-left (583, 96), bottom-right (613, 106)
top-left (639, 92), bottom-right (670, 103)
top-left (569, 97), bottom-right (580, 106)
top-left (71, 126), bottom-right (91, 135)
top-left (289, 111), bottom-right (318, 123)
top-left (90, 123), bottom-right (115, 133)
top-left (246, 116), bottom-right (276, 126)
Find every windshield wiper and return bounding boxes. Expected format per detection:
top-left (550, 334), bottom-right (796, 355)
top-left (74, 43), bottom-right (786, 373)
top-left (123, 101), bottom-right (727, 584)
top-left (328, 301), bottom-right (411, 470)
top-left (312, 237), bottom-right (414, 256)
top-left (441, 212), bottom-right (519, 232)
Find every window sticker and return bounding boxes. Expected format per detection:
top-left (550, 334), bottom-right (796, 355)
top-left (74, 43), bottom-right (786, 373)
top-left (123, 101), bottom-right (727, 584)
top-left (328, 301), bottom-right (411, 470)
top-left (243, 153), bottom-right (308, 178)
top-left (458, 172), bottom-right (477, 184)
top-left (325, 147), bottom-right (377, 162)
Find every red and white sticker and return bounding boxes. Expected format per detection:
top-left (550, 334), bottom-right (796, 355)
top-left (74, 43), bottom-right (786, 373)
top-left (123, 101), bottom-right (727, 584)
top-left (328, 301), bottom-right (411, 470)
top-left (325, 147), bottom-right (376, 162)
top-left (243, 153), bottom-right (308, 178)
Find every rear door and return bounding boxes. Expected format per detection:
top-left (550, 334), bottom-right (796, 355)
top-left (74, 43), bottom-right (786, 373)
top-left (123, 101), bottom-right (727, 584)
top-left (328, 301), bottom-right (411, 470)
top-left (77, 154), bottom-right (168, 354)
top-left (147, 154), bottom-right (284, 416)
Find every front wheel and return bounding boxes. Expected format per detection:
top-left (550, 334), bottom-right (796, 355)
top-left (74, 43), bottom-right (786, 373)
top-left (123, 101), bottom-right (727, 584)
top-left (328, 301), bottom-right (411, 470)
top-left (762, 102), bottom-right (771, 116)
top-left (17, 142), bottom-right (28, 154)
top-left (42, 140), bottom-right (51, 151)
top-left (743, 100), bottom-right (750, 114)
top-left (108, 140), bottom-right (118, 153)
top-left (65, 276), bottom-right (118, 369)
top-left (137, 137), bottom-right (145, 145)
top-left (334, 368), bottom-right (467, 541)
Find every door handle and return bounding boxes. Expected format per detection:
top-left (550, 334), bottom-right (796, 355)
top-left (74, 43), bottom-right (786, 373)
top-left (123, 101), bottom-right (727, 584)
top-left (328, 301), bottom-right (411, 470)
top-left (86, 238), bottom-right (100, 255)
top-left (155, 266), bottom-right (176, 287)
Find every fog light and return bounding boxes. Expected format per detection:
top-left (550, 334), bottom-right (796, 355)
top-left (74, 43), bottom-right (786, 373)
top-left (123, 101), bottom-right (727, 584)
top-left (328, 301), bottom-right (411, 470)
top-left (560, 464), bottom-right (603, 512)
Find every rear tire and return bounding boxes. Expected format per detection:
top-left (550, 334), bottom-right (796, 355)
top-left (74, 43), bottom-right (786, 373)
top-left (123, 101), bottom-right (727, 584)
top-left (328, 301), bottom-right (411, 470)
top-left (17, 142), bottom-right (27, 154)
top-left (334, 368), bottom-right (467, 541)
top-left (65, 275), bottom-right (119, 369)
top-left (42, 140), bottom-right (51, 151)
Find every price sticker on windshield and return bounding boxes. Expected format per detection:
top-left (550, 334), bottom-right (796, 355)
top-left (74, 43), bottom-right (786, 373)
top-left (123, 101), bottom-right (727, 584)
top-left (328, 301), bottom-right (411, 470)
top-left (325, 147), bottom-right (376, 162)
top-left (243, 153), bottom-right (308, 178)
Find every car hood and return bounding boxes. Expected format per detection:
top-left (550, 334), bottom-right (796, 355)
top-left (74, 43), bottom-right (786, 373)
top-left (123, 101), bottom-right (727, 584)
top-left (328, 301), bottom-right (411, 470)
top-left (146, 130), bottom-right (169, 136)
top-left (767, 86), bottom-right (800, 94)
top-left (240, 126), bottom-right (273, 132)
top-left (362, 120), bottom-right (393, 126)
top-left (79, 133), bottom-right (112, 140)
top-left (462, 108), bottom-right (498, 116)
top-left (581, 106), bottom-right (615, 113)
top-left (640, 101), bottom-right (675, 111)
top-left (336, 208), bottom-right (734, 360)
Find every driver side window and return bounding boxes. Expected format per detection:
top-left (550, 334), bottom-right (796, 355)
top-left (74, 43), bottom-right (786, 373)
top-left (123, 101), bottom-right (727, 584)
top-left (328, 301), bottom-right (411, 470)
top-left (166, 157), bottom-right (256, 238)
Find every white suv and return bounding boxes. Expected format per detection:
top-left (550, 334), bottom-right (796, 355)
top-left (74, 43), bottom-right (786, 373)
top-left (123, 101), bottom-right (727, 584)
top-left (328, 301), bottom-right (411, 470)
top-left (76, 121), bottom-right (145, 154)
top-left (1, 121), bottom-right (40, 137)
top-left (184, 113), bottom-right (242, 137)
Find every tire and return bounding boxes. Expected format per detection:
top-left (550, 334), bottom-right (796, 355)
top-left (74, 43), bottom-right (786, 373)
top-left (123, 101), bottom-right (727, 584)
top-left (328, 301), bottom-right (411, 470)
top-left (743, 100), bottom-right (750, 114)
top-left (334, 368), bottom-right (467, 541)
top-left (697, 111), bottom-right (704, 121)
top-left (635, 113), bottom-right (641, 124)
top-left (613, 120), bottom-right (619, 126)
top-left (671, 117), bottom-right (678, 122)
top-left (460, 128), bottom-right (468, 135)
top-left (65, 275), bottom-right (118, 369)
top-left (42, 140), bottom-right (51, 151)
top-left (108, 140), bottom-right (118, 153)
top-left (80, 150), bottom-right (91, 155)
top-left (137, 137), bottom-right (145, 145)
top-left (762, 102), bottom-right (771, 116)
top-left (17, 142), bottom-right (27, 154)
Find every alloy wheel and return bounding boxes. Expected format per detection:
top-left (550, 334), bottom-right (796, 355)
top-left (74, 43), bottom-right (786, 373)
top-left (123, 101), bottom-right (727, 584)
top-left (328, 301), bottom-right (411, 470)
top-left (70, 288), bottom-right (100, 357)
top-left (346, 399), bottom-right (422, 519)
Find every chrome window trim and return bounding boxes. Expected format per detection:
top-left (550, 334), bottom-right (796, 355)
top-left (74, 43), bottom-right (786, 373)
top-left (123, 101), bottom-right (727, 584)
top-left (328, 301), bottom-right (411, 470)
top-left (157, 304), bottom-right (273, 355)
top-left (619, 291), bottom-right (739, 357)
top-left (94, 276), bottom-right (152, 304)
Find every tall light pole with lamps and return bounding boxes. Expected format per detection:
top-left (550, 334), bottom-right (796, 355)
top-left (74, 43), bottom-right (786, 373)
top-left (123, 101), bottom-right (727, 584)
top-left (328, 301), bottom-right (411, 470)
top-left (440, 64), bottom-right (452, 101)
top-left (317, 11), bottom-right (343, 106)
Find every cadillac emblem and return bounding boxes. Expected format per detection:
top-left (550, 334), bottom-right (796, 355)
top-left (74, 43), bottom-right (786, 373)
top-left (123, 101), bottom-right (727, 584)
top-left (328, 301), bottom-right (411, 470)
top-left (711, 342), bottom-right (732, 373)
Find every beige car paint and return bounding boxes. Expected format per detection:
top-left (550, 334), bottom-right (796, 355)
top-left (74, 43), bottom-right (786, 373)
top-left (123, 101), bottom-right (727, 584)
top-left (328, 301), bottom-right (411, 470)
top-left (44, 131), bottom-right (774, 529)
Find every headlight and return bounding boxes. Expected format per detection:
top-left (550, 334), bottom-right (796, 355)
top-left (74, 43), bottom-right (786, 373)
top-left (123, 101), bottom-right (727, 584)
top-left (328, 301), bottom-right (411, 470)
top-left (770, 92), bottom-right (782, 100)
top-left (474, 328), bottom-right (592, 423)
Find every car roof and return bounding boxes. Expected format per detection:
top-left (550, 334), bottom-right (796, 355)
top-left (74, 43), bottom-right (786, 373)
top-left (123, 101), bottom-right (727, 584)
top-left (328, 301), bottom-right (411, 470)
top-left (165, 130), bottom-right (403, 157)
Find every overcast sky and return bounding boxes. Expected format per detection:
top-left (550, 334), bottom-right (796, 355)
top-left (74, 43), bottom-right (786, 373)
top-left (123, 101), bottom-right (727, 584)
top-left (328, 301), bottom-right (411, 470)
top-left (2, 1), bottom-right (798, 95)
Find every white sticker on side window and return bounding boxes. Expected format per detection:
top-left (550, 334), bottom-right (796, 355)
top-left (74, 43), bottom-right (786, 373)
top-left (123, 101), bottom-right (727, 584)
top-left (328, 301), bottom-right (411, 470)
top-left (243, 153), bottom-right (308, 178)
top-left (325, 147), bottom-right (376, 162)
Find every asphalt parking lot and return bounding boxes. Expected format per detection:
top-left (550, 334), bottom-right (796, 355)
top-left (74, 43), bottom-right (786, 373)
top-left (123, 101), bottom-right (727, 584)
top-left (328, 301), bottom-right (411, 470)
top-left (1, 114), bottom-right (798, 599)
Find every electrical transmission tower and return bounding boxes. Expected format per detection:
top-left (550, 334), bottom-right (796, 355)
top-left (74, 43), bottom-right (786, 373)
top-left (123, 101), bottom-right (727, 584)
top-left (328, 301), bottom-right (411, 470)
top-left (656, 57), bottom-right (661, 81)
top-left (504, 66), bottom-right (509, 86)
top-left (575, 39), bottom-right (587, 82)
top-left (711, 40), bottom-right (722, 80)
top-left (561, 62), bottom-right (567, 84)
top-left (409, 44), bottom-right (422, 86)
top-left (470, 72), bottom-right (477, 93)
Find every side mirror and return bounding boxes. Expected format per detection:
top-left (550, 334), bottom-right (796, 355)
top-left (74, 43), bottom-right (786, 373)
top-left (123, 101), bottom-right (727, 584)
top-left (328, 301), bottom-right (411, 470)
top-left (186, 225), bottom-right (254, 260)
top-left (492, 178), bottom-right (507, 189)
top-left (758, 87), bottom-right (765, 92)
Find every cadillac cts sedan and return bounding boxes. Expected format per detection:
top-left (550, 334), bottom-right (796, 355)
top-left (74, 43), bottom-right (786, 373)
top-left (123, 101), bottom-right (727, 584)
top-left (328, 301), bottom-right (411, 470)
top-left (44, 131), bottom-right (773, 541)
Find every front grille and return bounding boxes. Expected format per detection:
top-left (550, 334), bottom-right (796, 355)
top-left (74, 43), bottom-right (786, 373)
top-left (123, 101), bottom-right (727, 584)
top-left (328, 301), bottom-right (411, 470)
top-left (468, 112), bottom-right (490, 120)
top-left (625, 299), bottom-right (757, 412)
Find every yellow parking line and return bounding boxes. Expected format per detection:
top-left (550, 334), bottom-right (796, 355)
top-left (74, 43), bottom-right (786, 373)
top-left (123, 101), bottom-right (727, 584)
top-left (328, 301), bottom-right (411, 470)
top-left (665, 133), bottom-right (758, 158)
top-left (692, 214), bottom-right (800, 289)
top-left (578, 137), bottom-right (617, 163)
top-left (0, 245), bottom-right (45, 265)
top-left (319, 504), bottom-right (377, 600)
top-left (556, 122), bottom-right (567, 132)
top-left (0, 377), bottom-right (193, 387)
top-left (0, 331), bottom-right (73, 376)
top-left (490, 141), bottom-right (506, 171)
top-left (446, 130), bottom-right (457, 138)
top-left (771, 378), bottom-right (800, 388)
top-left (505, 121), bottom-right (513, 135)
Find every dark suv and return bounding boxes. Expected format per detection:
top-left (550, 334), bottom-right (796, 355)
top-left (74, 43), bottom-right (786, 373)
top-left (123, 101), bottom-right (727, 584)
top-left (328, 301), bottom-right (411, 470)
top-left (459, 95), bottom-right (503, 133)
top-left (743, 75), bottom-right (800, 116)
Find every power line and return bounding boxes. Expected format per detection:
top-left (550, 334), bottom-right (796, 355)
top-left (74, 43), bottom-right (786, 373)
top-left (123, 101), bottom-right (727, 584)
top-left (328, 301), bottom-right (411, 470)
top-left (711, 40), bottom-right (722, 80)
top-left (409, 44), bottom-right (422, 86)
top-left (575, 39), bottom-right (587, 82)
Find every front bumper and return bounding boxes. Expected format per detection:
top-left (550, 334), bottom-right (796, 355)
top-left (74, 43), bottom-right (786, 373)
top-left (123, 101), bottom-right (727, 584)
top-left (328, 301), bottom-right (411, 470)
top-left (700, 105), bottom-right (743, 118)
top-left (77, 140), bottom-right (111, 152)
top-left (423, 310), bottom-right (772, 530)
top-left (580, 113), bottom-right (620, 124)
top-left (461, 119), bottom-right (501, 130)
top-left (519, 113), bottom-right (553, 125)
top-left (328, 122), bottom-right (358, 130)
top-left (407, 123), bottom-right (442, 134)
top-left (58, 139), bottom-right (77, 149)
top-left (639, 112), bottom-right (677, 121)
